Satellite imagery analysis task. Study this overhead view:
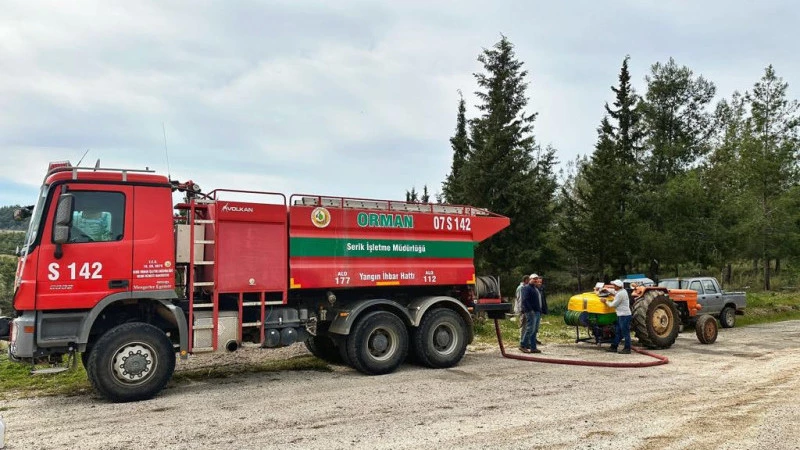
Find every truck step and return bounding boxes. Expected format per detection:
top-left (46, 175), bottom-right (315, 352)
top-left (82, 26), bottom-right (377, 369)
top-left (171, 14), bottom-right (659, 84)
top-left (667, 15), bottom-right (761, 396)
top-left (192, 303), bottom-right (214, 309)
top-left (194, 240), bottom-right (215, 245)
top-left (193, 261), bottom-right (215, 265)
top-left (31, 367), bottom-right (70, 375)
top-left (192, 347), bottom-right (215, 353)
top-left (193, 281), bottom-right (215, 287)
top-left (193, 325), bottom-right (214, 330)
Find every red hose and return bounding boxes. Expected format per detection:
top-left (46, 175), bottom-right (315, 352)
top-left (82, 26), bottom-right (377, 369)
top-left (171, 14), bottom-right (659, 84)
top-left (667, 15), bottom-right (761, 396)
top-left (493, 319), bottom-right (669, 368)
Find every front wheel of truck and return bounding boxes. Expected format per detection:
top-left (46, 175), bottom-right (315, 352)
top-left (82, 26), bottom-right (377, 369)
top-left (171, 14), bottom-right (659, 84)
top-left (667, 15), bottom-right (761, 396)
top-left (87, 322), bottom-right (175, 403)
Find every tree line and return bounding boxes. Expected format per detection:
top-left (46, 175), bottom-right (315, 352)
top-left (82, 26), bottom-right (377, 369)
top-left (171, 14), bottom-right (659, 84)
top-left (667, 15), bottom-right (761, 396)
top-left (418, 35), bottom-right (799, 294)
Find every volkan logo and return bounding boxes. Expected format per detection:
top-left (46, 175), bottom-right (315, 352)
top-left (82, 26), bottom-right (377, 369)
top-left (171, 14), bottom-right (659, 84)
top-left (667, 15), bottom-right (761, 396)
top-left (221, 203), bottom-right (254, 213)
top-left (311, 207), bottom-right (331, 228)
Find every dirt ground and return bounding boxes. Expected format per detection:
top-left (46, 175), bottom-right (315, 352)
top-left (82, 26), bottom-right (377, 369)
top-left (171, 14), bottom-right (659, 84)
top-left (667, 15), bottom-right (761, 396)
top-left (2, 320), bottom-right (800, 450)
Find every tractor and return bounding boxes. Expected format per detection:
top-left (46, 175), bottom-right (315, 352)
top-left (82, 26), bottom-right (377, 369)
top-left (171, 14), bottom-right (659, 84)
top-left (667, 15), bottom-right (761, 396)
top-left (564, 276), bottom-right (718, 348)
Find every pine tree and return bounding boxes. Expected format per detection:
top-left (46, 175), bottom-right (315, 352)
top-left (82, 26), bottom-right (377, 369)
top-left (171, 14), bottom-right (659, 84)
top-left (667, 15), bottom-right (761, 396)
top-left (405, 187), bottom-right (418, 203)
top-left (638, 58), bottom-right (716, 272)
top-left (561, 57), bottom-right (643, 277)
top-left (459, 35), bottom-right (554, 275)
top-left (442, 92), bottom-right (470, 204)
top-left (640, 58), bottom-right (716, 184)
top-left (739, 65), bottom-right (800, 289)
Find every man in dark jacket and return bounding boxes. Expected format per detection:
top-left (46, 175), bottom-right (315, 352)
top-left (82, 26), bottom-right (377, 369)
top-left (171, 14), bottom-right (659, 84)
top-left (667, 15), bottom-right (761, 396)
top-left (519, 273), bottom-right (543, 353)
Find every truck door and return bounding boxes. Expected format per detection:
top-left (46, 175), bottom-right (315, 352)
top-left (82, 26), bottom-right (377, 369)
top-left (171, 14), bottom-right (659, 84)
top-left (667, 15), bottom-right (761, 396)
top-left (36, 186), bottom-right (134, 310)
top-left (689, 280), bottom-right (708, 312)
top-left (701, 278), bottom-right (722, 314)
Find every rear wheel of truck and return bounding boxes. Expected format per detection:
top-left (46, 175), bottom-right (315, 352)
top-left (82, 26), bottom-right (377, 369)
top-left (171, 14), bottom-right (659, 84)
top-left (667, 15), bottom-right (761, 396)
top-left (632, 291), bottom-right (680, 349)
top-left (412, 308), bottom-right (467, 368)
top-left (346, 311), bottom-right (408, 375)
top-left (720, 306), bottom-right (736, 328)
top-left (87, 322), bottom-right (176, 403)
top-left (695, 314), bottom-right (718, 344)
top-left (304, 334), bottom-right (342, 364)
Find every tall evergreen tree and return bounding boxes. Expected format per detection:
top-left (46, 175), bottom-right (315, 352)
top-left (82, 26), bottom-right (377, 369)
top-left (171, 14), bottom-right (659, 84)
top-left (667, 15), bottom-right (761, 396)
top-left (560, 57), bottom-right (643, 277)
top-left (738, 65), bottom-right (800, 289)
top-left (460, 35), bottom-right (554, 276)
top-left (638, 58), bottom-right (716, 272)
top-left (640, 58), bottom-right (717, 184)
top-left (442, 92), bottom-right (470, 204)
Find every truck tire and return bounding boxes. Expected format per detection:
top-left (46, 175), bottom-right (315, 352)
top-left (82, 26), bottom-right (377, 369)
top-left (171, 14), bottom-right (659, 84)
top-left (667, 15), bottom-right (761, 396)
top-left (632, 291), bottom-right (680, 349)
top-left (87, 322), bottom-right (175, 403)
top-left (695, 314), bottom-right (718, 344)
top-left (304, 335), bottom-right (342, 364)
top-left (346, 311), bottom-right (408, 375)
top-left (412, 308), bottom-right (467, 368)
top-left (720, 306), bottom-right (736, 328)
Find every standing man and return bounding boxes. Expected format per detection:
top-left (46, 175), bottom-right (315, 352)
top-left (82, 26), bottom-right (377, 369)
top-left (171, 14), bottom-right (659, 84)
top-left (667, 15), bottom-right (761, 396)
top-left (514, 275), bottom-right (530, 337)
top-left (601, 279), bottom-right (632, 354)
top-left (532, 274), bottom-right (548, 345)
top-left (519, 274), bottom-right (543, 354)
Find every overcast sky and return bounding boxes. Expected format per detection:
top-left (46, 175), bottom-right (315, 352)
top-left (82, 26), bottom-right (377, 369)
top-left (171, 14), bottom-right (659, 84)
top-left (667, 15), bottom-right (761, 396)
top-left (1, 0), bottom-right (798, 206)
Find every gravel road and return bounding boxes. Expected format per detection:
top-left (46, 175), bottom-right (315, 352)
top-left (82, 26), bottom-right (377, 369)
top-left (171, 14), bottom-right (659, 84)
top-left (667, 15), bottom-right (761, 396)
top-left (2, 320), bottom-right (800, 450)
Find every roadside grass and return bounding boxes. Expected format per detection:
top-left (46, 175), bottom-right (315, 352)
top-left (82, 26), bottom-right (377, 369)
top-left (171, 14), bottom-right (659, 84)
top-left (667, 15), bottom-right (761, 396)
top-left (0, 346), bottom-right (92, 400)
top-left (736, 291), bottom-right (800, 326)
top-left (3, 289), bottom-right (799, 399)
top-left (0, 341), bottom-right (330, 400)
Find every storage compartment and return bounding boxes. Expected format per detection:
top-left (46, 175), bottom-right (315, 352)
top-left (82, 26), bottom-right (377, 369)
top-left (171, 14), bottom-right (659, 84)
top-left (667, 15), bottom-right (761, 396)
top-left (193, 311), bottom-right (238, 350)
top-left (175, 224), bottom-right (206, 263)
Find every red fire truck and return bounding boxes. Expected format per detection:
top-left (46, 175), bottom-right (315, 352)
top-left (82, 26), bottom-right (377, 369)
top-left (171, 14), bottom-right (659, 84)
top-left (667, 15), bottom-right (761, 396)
top-left (1, 161), bottom-right (510, 402)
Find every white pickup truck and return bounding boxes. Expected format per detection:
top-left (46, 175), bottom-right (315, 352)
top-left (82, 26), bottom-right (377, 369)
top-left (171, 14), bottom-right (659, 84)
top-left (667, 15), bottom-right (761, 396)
top-left (658, 277), bottom-right (746, 328)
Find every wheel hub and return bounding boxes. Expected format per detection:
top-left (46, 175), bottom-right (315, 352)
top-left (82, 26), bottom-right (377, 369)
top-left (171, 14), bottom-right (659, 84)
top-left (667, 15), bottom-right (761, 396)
top-left (113, 344), bottom-right (154, 383)
top-left (651, 308), bottom-right (673, 336)
top-left (434, 325), bottom-right (454, 351)
top-left (369, 331), bottom-right (390, 356)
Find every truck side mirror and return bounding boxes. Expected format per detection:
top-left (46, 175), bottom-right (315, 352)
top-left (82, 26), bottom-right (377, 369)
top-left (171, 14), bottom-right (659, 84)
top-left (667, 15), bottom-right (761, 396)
top-left (13, 206), bottom-right (33, 221)
top-left (53, 194), bottom-right (74, 245)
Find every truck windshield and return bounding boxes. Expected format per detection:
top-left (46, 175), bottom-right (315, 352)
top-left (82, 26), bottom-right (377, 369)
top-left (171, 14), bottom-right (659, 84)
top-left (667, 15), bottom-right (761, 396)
top-left (21, 186), bottom-right (48, 255)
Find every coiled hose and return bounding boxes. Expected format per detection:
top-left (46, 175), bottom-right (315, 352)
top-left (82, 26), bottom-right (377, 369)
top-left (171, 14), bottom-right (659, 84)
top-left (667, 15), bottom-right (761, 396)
top-left (493, 319), bottom-right (669, 368)
top-left (475, 275), bottom-right (500, 298)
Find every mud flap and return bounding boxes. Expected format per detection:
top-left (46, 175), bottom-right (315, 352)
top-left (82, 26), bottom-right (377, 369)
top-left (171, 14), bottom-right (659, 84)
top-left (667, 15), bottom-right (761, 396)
top-left (0, 316), bottom-right (10, 341)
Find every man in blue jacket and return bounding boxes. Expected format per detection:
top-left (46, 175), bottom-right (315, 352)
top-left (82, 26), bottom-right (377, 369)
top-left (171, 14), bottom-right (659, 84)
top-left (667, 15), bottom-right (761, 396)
top-left (519, 273), bottom-right (544, 353)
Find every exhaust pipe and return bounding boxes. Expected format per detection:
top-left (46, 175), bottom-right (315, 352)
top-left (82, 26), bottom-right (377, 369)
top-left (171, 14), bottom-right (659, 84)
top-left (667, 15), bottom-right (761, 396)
top-left (225, 340), bottom-right (239, 352)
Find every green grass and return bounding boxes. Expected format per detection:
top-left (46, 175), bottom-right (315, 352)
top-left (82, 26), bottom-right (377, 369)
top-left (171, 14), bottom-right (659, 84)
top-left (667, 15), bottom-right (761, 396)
top-left (0, 341), bottom-right (330, 400)
top-left (0, 347), bottom-right (92, 399)
top-left (736, 291), bottom-right (800, 326)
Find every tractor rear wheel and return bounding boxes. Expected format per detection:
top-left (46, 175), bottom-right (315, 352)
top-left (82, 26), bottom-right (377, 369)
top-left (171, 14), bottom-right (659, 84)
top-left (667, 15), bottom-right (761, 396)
top-left (695, 314), bottom-right (718, 344)
top-left (632, 290), bottom-right (680, 349)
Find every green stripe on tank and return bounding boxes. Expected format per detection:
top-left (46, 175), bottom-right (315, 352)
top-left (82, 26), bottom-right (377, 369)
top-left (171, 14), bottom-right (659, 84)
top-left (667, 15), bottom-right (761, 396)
top-left (290, 237), bottom-right (474, 258)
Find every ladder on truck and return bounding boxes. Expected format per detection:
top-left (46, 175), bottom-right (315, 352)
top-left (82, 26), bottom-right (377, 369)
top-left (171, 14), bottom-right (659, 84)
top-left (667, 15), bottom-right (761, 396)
top-left (179, 191), bottom-right (288, 353)
top-left (185, 197), bottom-right (218, 352)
